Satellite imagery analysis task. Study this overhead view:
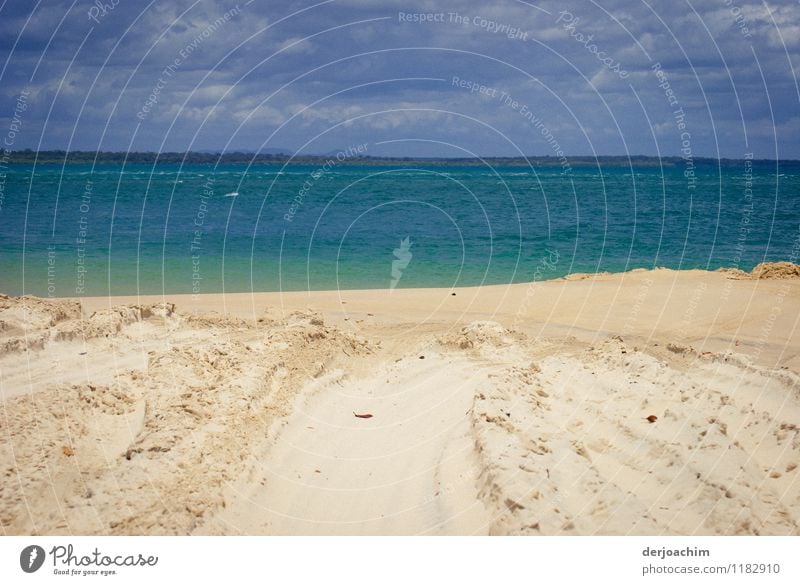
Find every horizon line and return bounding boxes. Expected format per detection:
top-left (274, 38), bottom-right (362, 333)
top-left (5, 149), bottom-right (800, 163)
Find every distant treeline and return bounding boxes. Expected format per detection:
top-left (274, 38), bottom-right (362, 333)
top-left (6, 149), bottom-right (798, 167)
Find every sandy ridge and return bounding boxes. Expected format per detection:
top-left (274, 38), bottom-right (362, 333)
top-left (1, 266), bottom-right (799, 535)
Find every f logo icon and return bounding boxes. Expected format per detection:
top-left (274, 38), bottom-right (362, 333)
top-left (20, 545), bottom-right (45, 573)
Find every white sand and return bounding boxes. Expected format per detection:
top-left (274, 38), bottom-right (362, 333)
top-left (1, 266), bottom-right (799, 535)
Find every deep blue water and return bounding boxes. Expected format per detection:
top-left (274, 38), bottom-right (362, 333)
top-left (0, 160), bottom-right (798, 297)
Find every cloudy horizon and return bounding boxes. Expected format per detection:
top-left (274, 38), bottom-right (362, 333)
top-left (1, 0), bottom-right (799, 159)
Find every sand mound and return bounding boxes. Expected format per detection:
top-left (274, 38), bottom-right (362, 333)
top-left (715, 267), bottom-right (749, 278)
top-left (0, 381), bottom-right (144, 528)
top-left (0, 295), bottom-right (82, 352)
top-left (0, 298), bottom-right (374, 534)
top-left (751, 261), bottom-right (800, 279)
top-left (201, 329), bottom-right (800, 536)
top-left (471, 342), bottom-right (800, 535)
top-left (562, 271), bottom-right (611, 281)
top-left (182, 311), bottom-right (252, 330)
top-left (0, 297), bottom-right (176, 353)
top-left (54, 303), bottom-right (175, 341)
top-left (0, 295), bottom-right (81, 332)
top-left (439, 320), bottom-right (519, 350)
top-left (717, 262), bottom-right (800, 280)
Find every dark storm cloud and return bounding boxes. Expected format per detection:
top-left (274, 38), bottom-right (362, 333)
top-left (0, 0), bottom-right (798, 157)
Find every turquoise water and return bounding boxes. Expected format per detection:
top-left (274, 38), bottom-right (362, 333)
top-left (0, 161), bottom-right (798, 297)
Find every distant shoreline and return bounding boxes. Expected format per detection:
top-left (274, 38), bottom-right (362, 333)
top-left (5, 150), bottom-right (799, 166)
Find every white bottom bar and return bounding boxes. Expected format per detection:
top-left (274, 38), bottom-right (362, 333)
top-left (1, 536), bottom-right (797, 584)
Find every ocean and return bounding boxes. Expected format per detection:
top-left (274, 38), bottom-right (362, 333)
top-left (1, 159), bottom-right (798, 297)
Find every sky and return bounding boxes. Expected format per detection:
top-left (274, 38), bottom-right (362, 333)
top-left (1, 0), bottom-right (799, 159)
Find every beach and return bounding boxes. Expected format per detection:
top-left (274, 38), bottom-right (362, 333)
top-left (1, 264), bottom-right (799, 535)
